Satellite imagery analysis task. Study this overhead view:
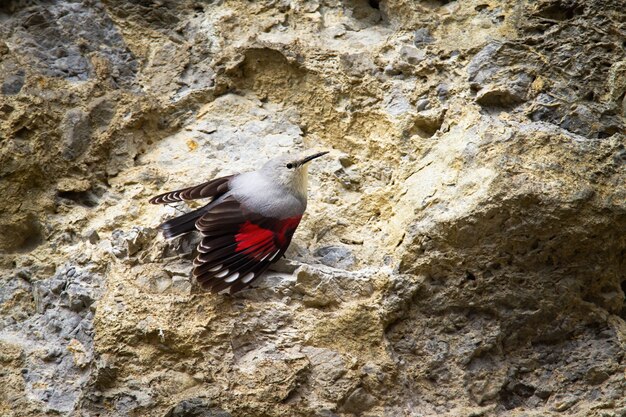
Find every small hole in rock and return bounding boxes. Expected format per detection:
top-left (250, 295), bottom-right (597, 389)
top-left (537, 3), bottom-right (584, 20)
top-left (598, 126), bottom-right (619, 139)
top-left (58, 191), bottom-right (99, 208)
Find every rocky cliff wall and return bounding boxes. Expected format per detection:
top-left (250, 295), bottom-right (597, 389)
top-left (0, 0), bottom-right (625, 416)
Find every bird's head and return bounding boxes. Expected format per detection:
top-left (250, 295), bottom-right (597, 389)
top-left (261, 151), bottom-right (328, 199)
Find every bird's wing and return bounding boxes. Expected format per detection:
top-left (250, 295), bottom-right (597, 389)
top-left (149, 175), bottom-right (233, 204)
top-left (192, 195), bottom-right (302, 294)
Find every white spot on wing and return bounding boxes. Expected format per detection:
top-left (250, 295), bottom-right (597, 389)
top-left (215, 269), bottom-right (229, 278)
top-left (224, 272), bottom-right (240, 283)
top-left (209, 264), bottom-right (222, 272)
top-left (242, 272), bottom-right (255, 283)
top-left (269, 251), bottom-right (280, 261)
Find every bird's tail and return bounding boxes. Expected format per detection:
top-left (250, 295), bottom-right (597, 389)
top-left (159, 205), bottom-right (209, 239)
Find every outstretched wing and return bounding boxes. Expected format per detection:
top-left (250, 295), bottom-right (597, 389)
top-left (149, 176), bottom-right (233, 204)
top-left (193, 195), bottom-right (302, 294)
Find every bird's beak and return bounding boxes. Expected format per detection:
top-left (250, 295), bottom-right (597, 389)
top-left (298, 151), bottom-right (329, 166)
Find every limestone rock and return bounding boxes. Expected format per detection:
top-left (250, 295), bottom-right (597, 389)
top-left (0, 0), bottom-right (625, 416)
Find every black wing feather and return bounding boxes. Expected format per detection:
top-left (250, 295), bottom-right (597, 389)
top-left (191, 195), bottom-right (297, 294)
top-left (150, 176), bottom-right (232, 204)
top-left (150, 176), bottom-right (233, 238)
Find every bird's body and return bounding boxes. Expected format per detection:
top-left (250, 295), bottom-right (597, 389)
top-left (150, 151), bottom-right (327, 293)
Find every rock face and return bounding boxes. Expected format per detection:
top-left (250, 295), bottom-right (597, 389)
top-left (0, 0), bottom-right (625, 416)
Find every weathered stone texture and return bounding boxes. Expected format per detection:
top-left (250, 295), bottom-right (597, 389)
top-left (0, 0), bottom-right (624, 416)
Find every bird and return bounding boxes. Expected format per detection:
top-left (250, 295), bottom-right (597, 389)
top-left (149, 151), bottom-right (328, 294)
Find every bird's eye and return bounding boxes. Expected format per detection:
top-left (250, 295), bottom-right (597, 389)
top-left (286, 163), bottom-right (293, 169)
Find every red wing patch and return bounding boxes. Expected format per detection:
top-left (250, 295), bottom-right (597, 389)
top-left (235, 222), bottom-right (276, 259)
top-left (192, 196), bottom-right (302, 294)
top-left (235, 216), bottom-right (301, 260)
top-left (275, 217), bottom-right (301, 246)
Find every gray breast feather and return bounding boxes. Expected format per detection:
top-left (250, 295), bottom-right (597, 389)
top-left (230, 172), bottom-right (306, 219)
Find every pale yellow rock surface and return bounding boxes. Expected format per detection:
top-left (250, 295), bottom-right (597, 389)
top-left (0, 1), bottom-right (625, 416)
